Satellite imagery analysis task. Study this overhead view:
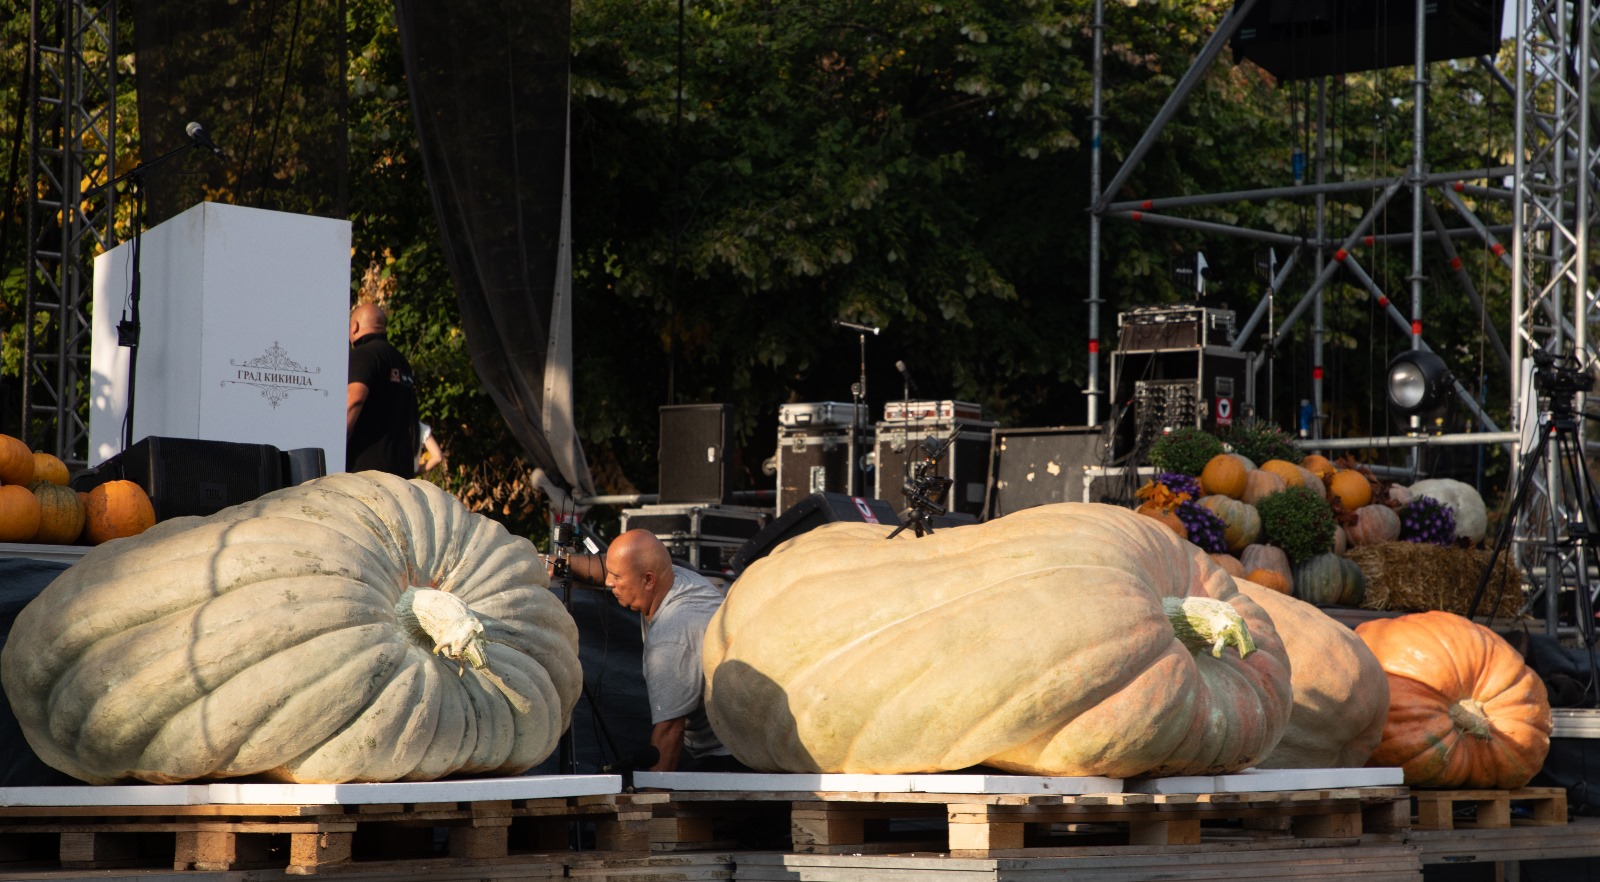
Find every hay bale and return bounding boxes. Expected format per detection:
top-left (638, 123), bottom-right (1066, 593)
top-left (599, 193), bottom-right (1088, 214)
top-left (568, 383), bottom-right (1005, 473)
top-left (1348, 541), bottom-right (1525, 620)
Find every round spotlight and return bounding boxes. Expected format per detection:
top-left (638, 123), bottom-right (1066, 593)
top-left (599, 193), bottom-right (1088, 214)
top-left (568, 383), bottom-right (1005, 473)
top-left (1386, 350), bottom-right (1453, 416)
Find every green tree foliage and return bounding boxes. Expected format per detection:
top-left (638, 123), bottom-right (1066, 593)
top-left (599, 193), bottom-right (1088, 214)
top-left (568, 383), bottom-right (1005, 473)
top-left (568, 0), bottom-right (1289, 490)
top-left (2, 0), bottom-right (1534, 527)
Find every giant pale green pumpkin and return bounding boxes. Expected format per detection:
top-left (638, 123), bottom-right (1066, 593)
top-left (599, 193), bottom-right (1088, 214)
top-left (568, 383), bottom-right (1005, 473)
top-left (1, 472), bottom-right (582, 785)
top-left (703, 503), bottom-right (1293, 778)
top-left (1236, 580), bottom-right (1389, 769)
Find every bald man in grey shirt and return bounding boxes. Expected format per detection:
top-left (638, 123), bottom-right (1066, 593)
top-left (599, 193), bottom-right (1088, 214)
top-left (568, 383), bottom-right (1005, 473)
top-left (566, 529), bottom-right (742, 771)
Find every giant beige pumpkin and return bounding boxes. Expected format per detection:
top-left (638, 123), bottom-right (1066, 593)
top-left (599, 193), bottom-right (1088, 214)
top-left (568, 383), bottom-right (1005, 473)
top-left (703, 503), bottom-right (1293, 778)
top-left (1236, 581), bottom-right (1390, 769)
top-left (1, 472), bottom-right (582, 785)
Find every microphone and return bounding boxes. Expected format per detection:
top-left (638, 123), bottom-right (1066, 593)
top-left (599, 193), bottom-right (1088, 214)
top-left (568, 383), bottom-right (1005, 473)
top-left (833, 319), bottom-right (880, 335)
top-left (600, 746), bottom-right (660, 773)
top-left (185, 122), bottom-right (226, 160)
top-left (895, 359), bottom-right (919, 395)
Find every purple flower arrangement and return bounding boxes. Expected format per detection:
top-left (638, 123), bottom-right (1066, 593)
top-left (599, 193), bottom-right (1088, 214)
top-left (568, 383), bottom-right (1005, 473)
top-left (1175, 501), bottom-right (1229, 554)
top-left (1158, 472), bottom-right (1202, 500)
top-left (1399, 496), bottom-right (1457, 547)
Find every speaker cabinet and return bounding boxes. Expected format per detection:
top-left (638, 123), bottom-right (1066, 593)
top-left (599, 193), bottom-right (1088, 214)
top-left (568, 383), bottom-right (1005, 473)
top-left (775, 427), bottom-right (867, 513)
top-left (76, 436), bottom-right (284, 521)
top-left (658, 404), bottom-right (731, 505)
top-left (281, 447), bottom-right (328, 486)
top-left (731, 492), bottom-right (898, 574)
top-left (984, 427), bottom-right (1108, 519)
top-left (873, 420), bottom-right (996, 520)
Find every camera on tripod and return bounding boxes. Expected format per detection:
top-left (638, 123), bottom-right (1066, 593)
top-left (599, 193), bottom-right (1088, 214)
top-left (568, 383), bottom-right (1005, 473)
top-left (1531, 349), bottom-right (1594, 414)
top-left (549, 522), bottom-right (576, 581)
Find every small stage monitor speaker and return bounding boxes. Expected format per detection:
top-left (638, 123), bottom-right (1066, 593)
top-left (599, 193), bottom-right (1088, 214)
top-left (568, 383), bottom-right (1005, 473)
top-left (731, 492), bottom-right (898, 574)
top-left (81, 436), bottom-right (285, 521)
top-left (658, 403), bottom-right (731, 504)
top-left (281, 447), bottom-right (328, 486)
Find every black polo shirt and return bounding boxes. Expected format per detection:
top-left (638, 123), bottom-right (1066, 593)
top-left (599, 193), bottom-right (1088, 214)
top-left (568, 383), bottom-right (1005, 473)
top-left (348, 333), bottom-right (419, 477)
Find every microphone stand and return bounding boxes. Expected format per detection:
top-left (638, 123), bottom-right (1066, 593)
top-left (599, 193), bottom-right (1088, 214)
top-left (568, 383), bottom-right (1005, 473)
top-left (88, 139), bottom-right (208, 453)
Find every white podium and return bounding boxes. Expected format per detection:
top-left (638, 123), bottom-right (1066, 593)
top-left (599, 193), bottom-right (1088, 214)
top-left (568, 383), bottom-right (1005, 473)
top-left (90, 203), bottom-right (351, 468)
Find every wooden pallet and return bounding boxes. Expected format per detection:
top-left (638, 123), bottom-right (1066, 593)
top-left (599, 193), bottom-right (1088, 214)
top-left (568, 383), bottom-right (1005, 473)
top-left (0, 792), bottom-right (666, 875)
top-left (649, 787), bottom-right (1411, 858)
top-left (1410, 787), bottom-right (1567, 831)
top-left (734, 842), bottom-right (1425, 882)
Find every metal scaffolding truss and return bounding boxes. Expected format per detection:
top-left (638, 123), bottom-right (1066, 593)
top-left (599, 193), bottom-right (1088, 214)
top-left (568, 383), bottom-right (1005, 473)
top-left (24, 0), bottom-right (119, 468)
top-left (1088, 0), bottom-right (1599, 434)
top-left (1086, 0), bottom-right (1600, 630)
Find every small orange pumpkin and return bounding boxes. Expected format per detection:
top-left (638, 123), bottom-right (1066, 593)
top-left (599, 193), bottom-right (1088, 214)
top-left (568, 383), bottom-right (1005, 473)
top-left (1209, 552), bottom-right (1245, 578)
top-left (1136, 502), bottom-right (1187, 541)
top-left (0, 434), bottom-right (34, 486)
top-left (1355, 611), bottom-right (1551, 789)
top-left (31, 452), bottom-right (70, 486)
top-left (1240, 543), bottom-right (1293, 589)
top-left (0, 484), bottom-right (43, 542)
top-left (1259, 459), bottom-right (1304, 489)
top-left (29, 482), bottom-right (85, 544)
top-left (1347, 504), bottom-right (1402, 546)
top-left (84, 480), bottom-right (157, 545)
top-left (1246, 568), bottom-right (1291, 593)
top-left (1241, 469), bottom-right (1287, 506)
top-left (1328, 469), bottom-right (1374, 510)
top-left (1200, 454), bottom-right (1249, 499)
top-left (1301, 454), bottom-right (1337, 479)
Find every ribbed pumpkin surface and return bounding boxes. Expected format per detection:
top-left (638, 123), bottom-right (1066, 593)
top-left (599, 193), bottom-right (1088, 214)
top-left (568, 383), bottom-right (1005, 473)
top-left (1238, 581), bottom-right (1389, 769)
top-left (703, 503), bottom-right (1293, 778)
top-left (1, 472), bottom-right (581, 784)
top-left (1356, 611), bottom-right (1550, 789)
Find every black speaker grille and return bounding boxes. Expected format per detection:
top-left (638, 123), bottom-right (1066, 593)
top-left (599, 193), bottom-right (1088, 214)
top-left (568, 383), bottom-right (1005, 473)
top-left (109, 437), bottom-right (284, 521)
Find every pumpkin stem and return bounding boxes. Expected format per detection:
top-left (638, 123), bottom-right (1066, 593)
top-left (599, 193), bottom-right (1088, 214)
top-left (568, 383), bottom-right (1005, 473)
top-left (1162, 595), bottom-right (1257, 660)
top-left (1449, 698), bottom-right (1493, 740)
top-left (396, 588), bottom-right (533, 713)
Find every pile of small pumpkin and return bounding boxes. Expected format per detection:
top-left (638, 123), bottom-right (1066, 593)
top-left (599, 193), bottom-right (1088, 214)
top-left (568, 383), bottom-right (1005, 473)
top-left (1137, 445), bottom-right (1485, 609)
top-left (0, 433), bottom-right (157, 546)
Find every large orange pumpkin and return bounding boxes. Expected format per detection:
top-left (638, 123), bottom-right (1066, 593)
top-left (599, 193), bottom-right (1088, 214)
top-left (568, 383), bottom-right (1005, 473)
top-left (0, 434), bottom-right (33, 486)
top-left (30, 482), bottom-right (86, 544)
top-left (30, 452), bottom-right (70, 486)
top-left (1200, 454), bottom-right (1249, 499)
top-left (1355, 611), bottom-right (1551, 789)
top-left (1328, 469), bottom-right (1374, 510)
top-left (0, 485), bottom-right (43, 542)
top-left (84, 480), bottom-right (157, 545)
top-left (1259, 459), bottom-right (1304, 489)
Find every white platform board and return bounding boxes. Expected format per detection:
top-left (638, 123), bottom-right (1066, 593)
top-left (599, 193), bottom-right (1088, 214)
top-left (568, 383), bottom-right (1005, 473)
top-left (0, 775), bottom-right (620, 807)
top-left (90, 201), bottom-right (351, 468)
top-left (634, 768), bottom-right (1404, 796)
top-left (1125, 766), bottom-right (1404, 794)
top-left (632, 772), bottom-right (1124, 795)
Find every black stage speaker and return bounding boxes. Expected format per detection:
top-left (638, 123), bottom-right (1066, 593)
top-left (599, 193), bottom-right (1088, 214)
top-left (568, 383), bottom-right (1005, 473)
top-left (1231, 0), bottom-right (1506, 81)
top-left (76, 436), bottom-right (284, 521)
top-left (731, 492), bottom-right (898, 574)
top-left (658, 404), bottom-right (731, 504)
top-left (281, 447), bottom-right (328, 486)
top-left (984, 427), bottom-right (1107, 519)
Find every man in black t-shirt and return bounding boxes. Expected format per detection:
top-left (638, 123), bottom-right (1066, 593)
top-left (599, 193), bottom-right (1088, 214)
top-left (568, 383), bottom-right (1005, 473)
top-left (346, 303), bottom-right (419, 477)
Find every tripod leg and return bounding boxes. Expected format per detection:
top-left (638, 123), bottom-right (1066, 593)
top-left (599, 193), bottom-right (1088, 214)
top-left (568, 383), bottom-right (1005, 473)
top-left (1468, 426), bottom-right (1551, 620)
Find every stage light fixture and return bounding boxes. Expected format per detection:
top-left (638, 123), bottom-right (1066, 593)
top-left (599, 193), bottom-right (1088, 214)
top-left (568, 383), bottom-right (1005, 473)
top-left (1386, 350), bottom-right (1453, 429)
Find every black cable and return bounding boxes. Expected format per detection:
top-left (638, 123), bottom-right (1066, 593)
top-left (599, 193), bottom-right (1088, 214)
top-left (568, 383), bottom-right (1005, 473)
top-left (253, 0), bottom-right (307, 209)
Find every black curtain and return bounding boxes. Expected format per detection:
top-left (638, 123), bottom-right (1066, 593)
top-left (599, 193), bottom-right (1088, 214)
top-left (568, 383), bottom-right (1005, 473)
top-left (133, 0), bottom-right (349, 226)
top-left (394, 0), bottom-right (595, 497)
